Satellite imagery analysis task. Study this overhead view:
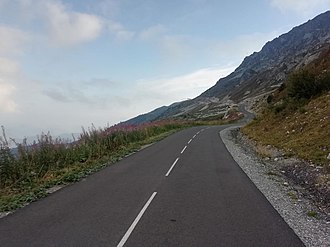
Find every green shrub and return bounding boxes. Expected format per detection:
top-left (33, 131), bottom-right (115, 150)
top-left (269, 69), bottom-right (330, 115)
top-left (287, 70), bottom-right (330, 100)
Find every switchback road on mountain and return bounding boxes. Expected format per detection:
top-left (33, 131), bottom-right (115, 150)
top-left (0, 124), bottom-right (304, 246)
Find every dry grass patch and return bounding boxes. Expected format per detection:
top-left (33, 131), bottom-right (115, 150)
top-left (242, 92), bottom-right (330, 167)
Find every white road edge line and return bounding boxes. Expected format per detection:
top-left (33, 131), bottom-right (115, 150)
top-left (181, 146), bottom-right (187, 154)
top-left (117, 192), bottom-right (158, 247)
top-left (188, 139), bottom-right (192, 144)
top-left (165, 158), bottom-right (179, 177)
top-left (193, 134), bottom-right (197, 138)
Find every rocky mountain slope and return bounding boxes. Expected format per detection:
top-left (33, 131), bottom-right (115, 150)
top-left (124, 106), bottom-right (169, 125)
top-left (201, 10), bottom-right (330, 101)
top-left (241, 50), bottom-right (330, 215)
top-left (124, 11), bottom-right (330, 124)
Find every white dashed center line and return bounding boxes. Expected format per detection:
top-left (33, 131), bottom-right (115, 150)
top-left (117, 192), bottom-right (157, 247)
top-left (118, 127), bottom-right (212, 246)
top-left (165, 158), bottom-right (180, 177)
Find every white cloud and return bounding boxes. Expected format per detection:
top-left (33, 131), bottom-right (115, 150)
top-left (108, 20), bottom-right (134, 41)
top-left (136, 66), bottom-right (234, 101)
top-left (42, 78), bottom-right (119, 108)
top-left (0, 57), bottom-right (20, 75)
top-left (43, 88), bottom-right (71, 103)
top-left (139, 24), bottom-right (167, 41)
top-left (270, 0), bottom-right (330, 15)
top-left (0, 25), bottom-right (28, 55)
top-left (139, 25), bottom-right (191, 60)
top-left (95, 0), bottom-right (120, 17)
top-left (0, 82), bottom-right (17, 113)
top-left (0, 0), bottom-right (140, 46)
top-left (111, 66), bottom-right (236, 119)
top-left (0, 26), bottom-right (27, 114)
top-left (43, 1), bottom-right (103, 46)
top-left (43, 86), bottom-right (97, 105)
top-left (160, 35), bottom-right (191, 59)
top-left (1, 0), bottom-right (131, 45)
top-left (41, 65), bottom-right (235, 129)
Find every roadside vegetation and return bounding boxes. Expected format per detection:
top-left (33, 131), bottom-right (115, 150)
top-left (0, 114), bottom-right (241, 213)
top-left (0, 121), bottom-right (189, 212)
top-left (242, 49), bottom-right (330, 211)
top-left (242, 67), bottom-right (330, 207)
top-left (242, 68), bottom-right (330, 167)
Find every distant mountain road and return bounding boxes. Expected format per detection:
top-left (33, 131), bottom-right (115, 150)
top-left (0, 124), bottom-right (303, 246)
top-left (238, 103), bottom-right (255, 124)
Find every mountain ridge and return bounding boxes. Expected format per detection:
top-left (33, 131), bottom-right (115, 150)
top-left (124, 10), bottom-right (330, 124)
top-left (201, 10), bottom-right (330, 101)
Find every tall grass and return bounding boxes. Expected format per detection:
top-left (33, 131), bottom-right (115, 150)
top-left (0, 114), bottom-right (242, 211)
top-left (0, 121), bottom-right (187, 195)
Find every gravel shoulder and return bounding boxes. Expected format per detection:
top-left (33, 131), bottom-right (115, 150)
top-left (220, 126), bottom-right (330, 247)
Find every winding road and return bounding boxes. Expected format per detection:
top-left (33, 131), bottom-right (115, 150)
top-left (0, 119), bottom-right (304, 246)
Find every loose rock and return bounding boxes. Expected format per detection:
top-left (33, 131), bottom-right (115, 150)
top-left (220, 126), bottom-right (330, 247)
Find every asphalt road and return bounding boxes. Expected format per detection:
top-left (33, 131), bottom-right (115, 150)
top-left (0, 124), bottom-right (304, 246)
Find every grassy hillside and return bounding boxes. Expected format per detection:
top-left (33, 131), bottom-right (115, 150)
top-left (242, 57), bottom-right (330, 209)
top-left (242, 92), bottom-right (330, 167)
top-left (243, 46), bottom-right (330, 168)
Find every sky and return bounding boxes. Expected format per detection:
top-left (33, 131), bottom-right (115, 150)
top-left (0, 0), bottom-right (329, 140)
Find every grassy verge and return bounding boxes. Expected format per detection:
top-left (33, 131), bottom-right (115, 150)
top-left (0, 122), bottom-right (186, 212)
